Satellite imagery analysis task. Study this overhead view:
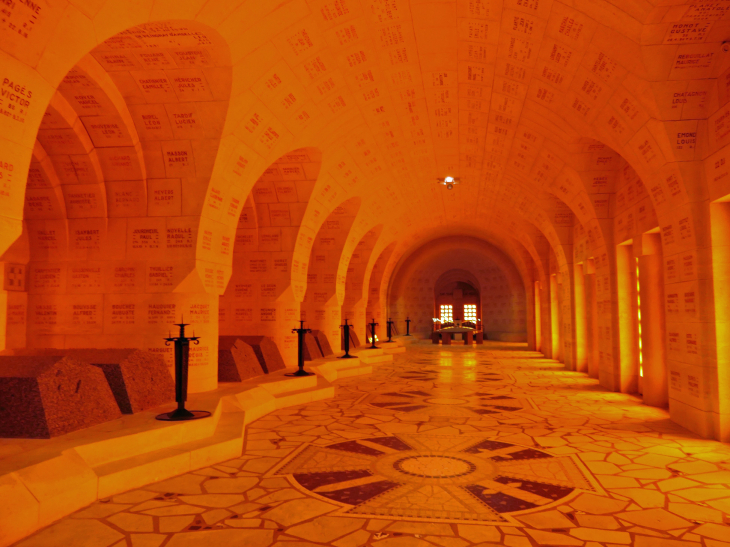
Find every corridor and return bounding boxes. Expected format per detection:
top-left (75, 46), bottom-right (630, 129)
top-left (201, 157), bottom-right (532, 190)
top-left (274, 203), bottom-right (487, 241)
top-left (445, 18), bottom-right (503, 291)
top-left (14, 343), bottom-right (730, 547)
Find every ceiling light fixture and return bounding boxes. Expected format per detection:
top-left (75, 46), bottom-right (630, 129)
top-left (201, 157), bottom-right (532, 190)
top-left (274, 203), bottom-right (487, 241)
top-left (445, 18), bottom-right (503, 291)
top-left (437, 176), bottom-right (460, 190)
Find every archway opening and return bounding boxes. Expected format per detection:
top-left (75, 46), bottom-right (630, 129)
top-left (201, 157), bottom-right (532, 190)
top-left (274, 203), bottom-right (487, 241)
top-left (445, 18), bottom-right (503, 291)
top-left (434, 275), bottom-right (480, 328)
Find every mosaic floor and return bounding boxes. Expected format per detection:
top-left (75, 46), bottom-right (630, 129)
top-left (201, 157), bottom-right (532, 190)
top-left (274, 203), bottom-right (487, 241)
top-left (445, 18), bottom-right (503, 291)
top-left (14, 342), bottom-right (730, 547)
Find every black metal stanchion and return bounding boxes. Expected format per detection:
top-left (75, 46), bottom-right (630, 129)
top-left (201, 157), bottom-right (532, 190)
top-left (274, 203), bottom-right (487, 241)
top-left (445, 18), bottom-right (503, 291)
top-left (339, 318), bottom-right (356, 359)
top-left (385, 318), bottom-right (394, 343)
top-left (287, 320), bottom-right (314, 376)
top-left (157, 319), bottom-right (211, 421)
top-left (368, 318), bottom-right (379, 349)
top-left (405, 316), bottom-right (412, 336)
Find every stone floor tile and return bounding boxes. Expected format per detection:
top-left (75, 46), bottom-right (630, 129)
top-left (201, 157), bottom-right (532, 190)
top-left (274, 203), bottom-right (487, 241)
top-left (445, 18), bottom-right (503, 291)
top-left (225, 518), bottom-right (262, 528)
top-left (261, 499), bottom-right (338, 526)
top-left (107, 512), bottom-right (154, 532)
top-left (287, 516), bottom-right (364, 543)
top-left (177, 494), bottom-right (245, 508)
top-left (517, 510), bottom-right (575, 529)
top-left (657, 477), bottom-right (699, 492)
top-left (626, 526), bottom-right (668, 537)
top-left (503, 536), bottom-right (532, 547)
top-left (130, 501), bottom-right (176, 513)
top-left (71, 504), bottom-right (131, 519)
top-left (112, 491), bottom-right (159, 504)
top-left (241, 458), bottom-right (281, 473)
top-left (129, 534), bottom-right (166, 547)
top-left (456, 525), bottom-right (500, 543)
top-left (192, 468), bottom-right (230, 478)
top-left (145, 475), bottom-right (207, 495)
top-left (632, 536), bottom-right (701, 547)
top-left (597, 475), bottom-right (641, 488)
top-left (370, 538), bottom-right (434, 547)
top-left (692, 523), bottom-right (730, 541)
top-left (333, 530), bottom-right (372, 547)
top-left (612, 488), bottom-right (667, 507)
top-left (616, 508), bottom-right (692, 530)
top-left (524, 529), bottom-right (583, 546)
top-left (688, 471), bottom-right (730, 484)
top-left (388, 523), bottom-right (453, 536)
top-left (574, 514), bottom-right (621, 529)
top-left (164, 529), bottom-right (274, 547)
top-left (158, 515), bottom-right (195, 533)
top-left (366, 519), bottom-right (392, 531)
top-left (570, 528), bottom-right (631, 544)
top-left (570, 493), bottom-right (629, 514)
top-left (669, 461), bottom-right (718, 474)
top-left (423, 536), bottom-right (468, 547)
top-left (143, 505), bottom-right (206, 516)
top-left (672, 488), bottom-right (730, 501)
top-left (668, 502), bottom-right (724, 523)
top-left (203, 477), bottom-right (258, 494)
top-left (633, 454), bottom-right (679, 468)
top-left (15, 519), bottom-right (123, 547)
top-left (620, 469), bottom-right (673, 479)
top-left (259, 478), bottom-right (290, 489)
top-left (201, 508), bottom-right (233, 524)
top-left (706, 497), bottom-right (730, 513)
top-left (585, 461), bottom-right (622, 474)
top-left (253, 488), bottom-right (304, 504)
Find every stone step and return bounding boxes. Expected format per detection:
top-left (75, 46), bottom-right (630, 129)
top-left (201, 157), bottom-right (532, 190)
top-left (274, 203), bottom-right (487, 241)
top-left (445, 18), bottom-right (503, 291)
top-left (93, 407), bottom-right (244, 499)
top-left (383, 345), bottom-right (406, 354)
top-left (273, 377), bottom-right (334, 407)
top-left (357, 351), bottom-right (393, 365)
top-left (308, 357), bottom-right (371, 382)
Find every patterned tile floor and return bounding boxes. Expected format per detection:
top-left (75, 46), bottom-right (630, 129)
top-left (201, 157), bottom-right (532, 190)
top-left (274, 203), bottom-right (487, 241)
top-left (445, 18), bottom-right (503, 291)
top-left (14, 342), bottom-right (730, 547)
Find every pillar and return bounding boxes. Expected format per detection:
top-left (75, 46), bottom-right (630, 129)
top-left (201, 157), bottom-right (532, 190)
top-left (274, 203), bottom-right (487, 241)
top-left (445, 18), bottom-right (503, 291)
top-left (616, 242), bottom-right (639, 393)
top-left (550, 273), bottom-right (560, 361)
top-left (574, 262), bottom-right (587, 372)
top-left (534, 280), bottom-right (542, 352)
top-left (640, 232), bottom-right (667, 407)
top-left (584, 258), bottom-right (599, 379)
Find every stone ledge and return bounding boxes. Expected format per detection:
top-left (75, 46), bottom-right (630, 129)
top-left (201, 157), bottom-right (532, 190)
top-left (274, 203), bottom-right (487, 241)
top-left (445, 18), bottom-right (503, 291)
top-left (0, 362), bottom-right (369, 547)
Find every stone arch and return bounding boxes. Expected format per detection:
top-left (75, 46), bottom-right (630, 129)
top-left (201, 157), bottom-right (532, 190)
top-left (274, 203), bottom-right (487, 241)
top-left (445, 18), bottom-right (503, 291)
top-left (1, 20), bottom-right (233, 392)
top-left (301, 196), bottom-right (361, 349)
top-left (343, 224), bottom-right (383, 342)
top-left (219, 147), bottom-right (322, 366)
top-left (388, 236), bottom-right (529, 340)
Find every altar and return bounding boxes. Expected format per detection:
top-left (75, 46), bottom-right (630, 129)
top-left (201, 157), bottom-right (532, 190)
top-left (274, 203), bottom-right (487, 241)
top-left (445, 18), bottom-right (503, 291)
top-left (432, 325), bottom-right (484, 345)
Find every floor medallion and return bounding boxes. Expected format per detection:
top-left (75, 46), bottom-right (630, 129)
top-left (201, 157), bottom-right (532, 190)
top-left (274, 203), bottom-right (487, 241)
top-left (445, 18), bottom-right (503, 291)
top-left (270, 433), bottom-right (601, 523)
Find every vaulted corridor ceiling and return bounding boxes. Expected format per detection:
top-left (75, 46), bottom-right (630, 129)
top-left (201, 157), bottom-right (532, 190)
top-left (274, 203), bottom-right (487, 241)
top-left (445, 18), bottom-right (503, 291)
top-left (2, 1), bottom-right (730, 543)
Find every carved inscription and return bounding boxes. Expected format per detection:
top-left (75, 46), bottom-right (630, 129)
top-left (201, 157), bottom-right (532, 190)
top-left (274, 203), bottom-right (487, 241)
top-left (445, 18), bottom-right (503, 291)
top-left (0, 77), bottom-right (32, 123)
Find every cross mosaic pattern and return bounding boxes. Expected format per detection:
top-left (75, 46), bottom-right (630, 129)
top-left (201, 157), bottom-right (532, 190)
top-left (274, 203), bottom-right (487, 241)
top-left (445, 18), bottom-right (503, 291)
top-left (272, 432), bottom-right (598, 523)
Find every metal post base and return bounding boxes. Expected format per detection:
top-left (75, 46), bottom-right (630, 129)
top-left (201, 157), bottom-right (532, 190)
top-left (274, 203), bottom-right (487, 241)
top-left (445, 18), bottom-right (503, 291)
top-left (286, 369), bottom-right (314, 377)
top-left (338, 354), bottom-right (357, 359)
top-left (156, 409), bottom-right (211, 421)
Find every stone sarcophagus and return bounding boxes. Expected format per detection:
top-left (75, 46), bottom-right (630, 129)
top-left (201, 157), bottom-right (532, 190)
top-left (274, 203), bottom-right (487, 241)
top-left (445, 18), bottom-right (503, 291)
top-left (0, 355), bottom-right (122, 438)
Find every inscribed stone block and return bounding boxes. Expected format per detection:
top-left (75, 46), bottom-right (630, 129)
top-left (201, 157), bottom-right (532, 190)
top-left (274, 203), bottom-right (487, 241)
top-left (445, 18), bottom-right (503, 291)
top-left (218, 337), bottom-right (265, 382)
top-left (237, 336), bottom-right (286, 373)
